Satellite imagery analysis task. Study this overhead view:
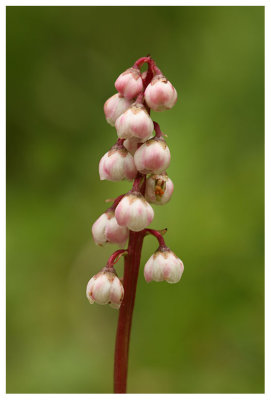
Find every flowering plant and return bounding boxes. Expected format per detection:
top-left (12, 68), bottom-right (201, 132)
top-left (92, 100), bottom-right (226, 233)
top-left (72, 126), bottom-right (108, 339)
top-left (86, 56), bottom-right (184, 393)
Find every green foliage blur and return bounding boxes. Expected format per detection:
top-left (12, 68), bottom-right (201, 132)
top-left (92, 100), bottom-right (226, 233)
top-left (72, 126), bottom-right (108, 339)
top-left (6, 6), bottom-right (264, 394)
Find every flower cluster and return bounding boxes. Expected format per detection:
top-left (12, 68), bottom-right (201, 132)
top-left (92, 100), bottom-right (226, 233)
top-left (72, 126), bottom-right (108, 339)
top-left (86, 56), bottom-right (184, 309)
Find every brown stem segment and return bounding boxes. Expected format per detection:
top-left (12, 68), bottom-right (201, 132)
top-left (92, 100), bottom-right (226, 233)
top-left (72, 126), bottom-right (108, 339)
top-left (113, 230), bottom-right (145, 393)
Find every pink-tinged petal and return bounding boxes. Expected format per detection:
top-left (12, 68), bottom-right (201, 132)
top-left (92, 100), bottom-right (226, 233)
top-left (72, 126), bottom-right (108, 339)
top-left (92, 274), bottom-right (111, 304)
top-left (146, 206), bottom-right (154, 224)
top-left (99, 154), bottom-right (110, 180)
top-left (86, 277), bottom-right (96, 303)
top-left (92, 213), bottom-right (109, 245)
top-left (109, 277), bottom-right (124, 307)
top-left (165, 254), bottom-right (184, 283)
top-left (144, 256), bottom-right (155, 283)
top-left (115, 197), bottom-right (131, 226)
top-left (123, 152), bottom-right (138, 180)
top-left (105, 216), bottom-right (129, 244)
top-left (162, 261), bottom-right (172, 280)
top-left (104, 93), bottom-right (132, 126)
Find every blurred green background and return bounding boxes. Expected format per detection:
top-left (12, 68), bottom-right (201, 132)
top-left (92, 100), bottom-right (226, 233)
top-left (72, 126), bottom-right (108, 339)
top-left (6, 6), bottom-right (264, 394)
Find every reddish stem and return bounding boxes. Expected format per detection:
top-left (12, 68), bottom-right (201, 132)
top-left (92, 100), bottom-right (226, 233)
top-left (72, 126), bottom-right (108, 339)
top-left (133, 56), bottom-right (151, 69)
top-left (142, 63), bottom-right (154, 89)
top-left (153, 121), bottom-right (164, 138)
top-left (113, 57), bottom-right (157, 394)
top-left (131, 173), bottom-right (143, 192)
top-left (107, 249), bottom-right (128, 268)
top-left (114, 230), bottom-right (145, 393)
top-left (116, 138), bottom-right (125, 146)
top-left (144, 228), bottom-right (167, 248)
top-left (133, 56), bottom-right (162, 76)
top-left (153, 64), bottom-right (163, 76)
top-left (140, 175), bottom-right (147, 195)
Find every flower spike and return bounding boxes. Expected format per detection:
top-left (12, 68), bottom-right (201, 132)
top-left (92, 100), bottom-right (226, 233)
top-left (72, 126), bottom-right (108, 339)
top-left (87, 55), bottom-right (184, 393)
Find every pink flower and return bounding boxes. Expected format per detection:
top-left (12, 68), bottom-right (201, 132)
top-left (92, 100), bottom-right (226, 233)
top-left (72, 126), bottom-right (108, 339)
top-left (145, 173), bottom-right (174, 205)
top-left (115, 67), bottom-right (143, 100)
top-left (144, 75), bottom-right (177, 111)
top-left (115, 192), bottom-right (154, 232)
top-left (86, 268), bottom-right (124, 309)
top-left (115, 103), bottom-right (154, 142)
top-left (144, 248), bottom-right (184, 283)
top-left (134, 138), bottom-right (171, 174)
top-left (92, 210), bottom-right (129, 246)
top-left (99, 147), bottom-right (137, 181)
top-left (104, 93), bottom-right (132, 126)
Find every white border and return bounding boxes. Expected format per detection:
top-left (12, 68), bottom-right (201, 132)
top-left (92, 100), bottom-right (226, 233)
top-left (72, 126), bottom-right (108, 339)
top-left (0, 1), bottom-right (6, 398)
top-left (265, 1), bottom-right (270, 399)
top-left (0, 0), bottom-right (269, 5)
top-left (1, 1), bottom-right (268, 399)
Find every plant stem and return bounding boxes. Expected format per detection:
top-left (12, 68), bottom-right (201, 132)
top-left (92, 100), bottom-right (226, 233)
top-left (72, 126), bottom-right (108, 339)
top-left (131, 173), bottom-right (143, 192)
top-left (107, 249), bottom-right (128, 268)
top-left (144, 228), bottom-right (167, 248)
top-left (113, 230), bottom-right (145, 393)
top-left (153, 121), bottom-right (164, 138)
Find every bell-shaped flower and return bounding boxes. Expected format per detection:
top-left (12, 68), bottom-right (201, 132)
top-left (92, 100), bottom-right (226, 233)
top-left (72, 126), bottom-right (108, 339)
top-left (144, 74), bottom-right (177, 111)
top-left (144, 248), bottom-right (184, 283)
top-left (86, 268), bottom-right (124, 309)
top-left (115, 192), bottom-right (154, 232)
top-left (99, 147), bottom-right (137, 181)
top-left (145, 173), bottom-right (174, 205)
top-left (115, 103), bottom-right (154, 143)
top-left (115, 67), bottom-right (143, 100)
top-left (134, 137), bottom-right (170, 174)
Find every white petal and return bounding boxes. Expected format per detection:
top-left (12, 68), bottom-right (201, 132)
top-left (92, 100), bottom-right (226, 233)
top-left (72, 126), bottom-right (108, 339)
top-left (86, 277), bottom-right (96, 303)
top-left (92, 274), bottom-right (111, 304)
top-left (92, 213), bottom-right (108, 245)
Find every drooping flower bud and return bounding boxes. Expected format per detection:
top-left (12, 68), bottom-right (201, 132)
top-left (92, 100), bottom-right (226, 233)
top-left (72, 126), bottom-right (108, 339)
top-left (92, 210), bottom-right (129, 246)
top-left (86, 268), bottom-right (124, 309)
top-left (144, 75), bottom-right (177, 111)
top-left (145, 173), bottom-right (174, 205)
top-left (134, 137), bottom-right (170, 174)
top-left (115, 103), bottom-right (154, 142)
top-left (115, 67), bottom-right (143, 100)
top-left (144, 248), bottom-right (184, 283)
top-left (104, 93), bottom-right (132, 126)
top-left (99, 146), bottom-right (137, 181)
top-left (115, 192), bottom-right (154, 232)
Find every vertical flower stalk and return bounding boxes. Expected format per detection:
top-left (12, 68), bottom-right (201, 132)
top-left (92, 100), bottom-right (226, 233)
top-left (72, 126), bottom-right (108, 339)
top-left (86, 56), bottom-right (184, 393)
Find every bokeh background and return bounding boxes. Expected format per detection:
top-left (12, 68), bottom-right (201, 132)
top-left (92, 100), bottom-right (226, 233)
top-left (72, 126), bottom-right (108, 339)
top-left (6, 6), bottom-right (264, 394)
